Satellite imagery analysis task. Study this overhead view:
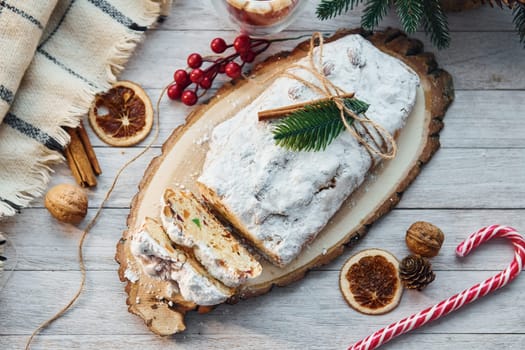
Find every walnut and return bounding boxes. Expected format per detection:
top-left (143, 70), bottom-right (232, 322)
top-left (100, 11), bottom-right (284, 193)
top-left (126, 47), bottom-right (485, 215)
top-left (405, 221), bottom-right (444, 258)
top-left (45, 184), bottom-right (88, 224)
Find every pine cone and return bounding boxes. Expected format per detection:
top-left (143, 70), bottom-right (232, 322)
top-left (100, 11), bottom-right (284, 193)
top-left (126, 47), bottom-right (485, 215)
top-left (399, 255), bottom-right (435, 291)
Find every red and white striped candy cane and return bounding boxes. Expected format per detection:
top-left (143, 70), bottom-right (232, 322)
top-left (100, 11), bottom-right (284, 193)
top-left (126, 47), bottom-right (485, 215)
top-left (349, 225), bottom-right (525, 350)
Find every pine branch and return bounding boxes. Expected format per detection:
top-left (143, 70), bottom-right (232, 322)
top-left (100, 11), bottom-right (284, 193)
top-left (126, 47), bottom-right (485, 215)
top-left (273, 103), bottom-right (346, 152)
top-left (421, 0), bottom-right (450, 49)
top-left (316, 0), bottom-right (365, 20)
top-left (514, 3), bottom-right (525, 46)
top-left (396, 0), bottom-right (424, 33)
top-left (362, 0), bottom-right (391, 30)
top-left (272, 98), bottom-right (369, 152)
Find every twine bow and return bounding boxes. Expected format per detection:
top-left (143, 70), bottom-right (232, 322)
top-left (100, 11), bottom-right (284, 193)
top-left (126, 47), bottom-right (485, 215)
top-left (269, 32), bottom-right (397, 159)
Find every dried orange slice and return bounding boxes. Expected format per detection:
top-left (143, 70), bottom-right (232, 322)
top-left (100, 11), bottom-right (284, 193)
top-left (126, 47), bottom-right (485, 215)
top-left (339, 248), bottom-right (403, 315)
top-left (88, 81), bottom-right (153, 147)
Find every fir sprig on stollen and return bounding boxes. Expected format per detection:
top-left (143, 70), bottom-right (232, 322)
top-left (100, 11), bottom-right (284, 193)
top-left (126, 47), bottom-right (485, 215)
top-left (272, 97), bottom-right (369, 152)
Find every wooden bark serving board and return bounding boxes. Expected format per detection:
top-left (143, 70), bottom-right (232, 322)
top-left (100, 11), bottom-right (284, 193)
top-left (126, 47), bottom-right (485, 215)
top-left (116, 28), bottom-right (454, 335)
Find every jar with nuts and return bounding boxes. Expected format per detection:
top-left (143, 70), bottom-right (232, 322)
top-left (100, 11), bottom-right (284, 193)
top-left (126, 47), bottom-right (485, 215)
top-left (405, 221), bottom-right (445, 258)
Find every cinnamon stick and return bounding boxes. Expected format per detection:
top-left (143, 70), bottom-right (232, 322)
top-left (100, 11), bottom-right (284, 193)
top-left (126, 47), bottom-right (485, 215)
top-left (77, 121), bottom-right (102, 175)
top-left (65, 127), bottom-right (98, 187)
top-left (64, 146), bottom-right (85, 187)
top-left (258, 92), bottom-right (355, 121)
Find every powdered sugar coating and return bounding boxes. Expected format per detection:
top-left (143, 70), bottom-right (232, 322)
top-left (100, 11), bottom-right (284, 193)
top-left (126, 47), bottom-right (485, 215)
top-left (198, 35), bottom-right (419, 266)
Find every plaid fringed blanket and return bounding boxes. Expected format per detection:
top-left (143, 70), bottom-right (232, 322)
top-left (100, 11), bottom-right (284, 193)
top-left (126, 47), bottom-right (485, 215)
top-left (0, 0), bottom-right (169, 217)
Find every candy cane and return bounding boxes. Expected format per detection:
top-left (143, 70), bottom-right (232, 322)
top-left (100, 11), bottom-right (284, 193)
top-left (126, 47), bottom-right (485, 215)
top-left (349, 225), bottom-right (525, 350)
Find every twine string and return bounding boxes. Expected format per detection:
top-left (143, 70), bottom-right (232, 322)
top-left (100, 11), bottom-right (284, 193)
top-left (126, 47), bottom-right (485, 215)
top-left (24, 83), bottom-right (168, 350)
top-left (265, 32), bottom-right (397, 159)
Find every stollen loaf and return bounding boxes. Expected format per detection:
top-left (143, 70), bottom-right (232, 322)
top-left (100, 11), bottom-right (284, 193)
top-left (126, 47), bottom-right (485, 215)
top-left (198, 34), bottom-right (420, 267)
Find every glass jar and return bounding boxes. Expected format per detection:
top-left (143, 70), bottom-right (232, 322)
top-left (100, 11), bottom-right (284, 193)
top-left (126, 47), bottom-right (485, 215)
top-left (211, 0), bottom-right (305, 36)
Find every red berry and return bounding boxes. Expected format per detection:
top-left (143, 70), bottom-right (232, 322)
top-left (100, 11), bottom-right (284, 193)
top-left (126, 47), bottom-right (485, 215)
top-left (181, 90), bottom-right (198, 106)
top-left (174, 69), bottom-right (189, 86)
top-left (225, 62), bottom-right (241, 79)
top-left (190, 68), bottom-right (205, 83)
top-left (167, 83), bottom-right (183, 100)
top-left (200, 76), bottom-right (213, 89)
top-left (233, 34), bottom-right (251, 53)
top-left (187, 53), bottom-right (202, 68)
top-left (210, 37), bottom-right (227, 53)
top-left (240, 50), bottom-right (256, 63)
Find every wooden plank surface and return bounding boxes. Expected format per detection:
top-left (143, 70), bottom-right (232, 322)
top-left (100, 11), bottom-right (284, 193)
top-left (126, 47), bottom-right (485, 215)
top-left (0, 209), bottom-right (522, 272)
top-left (32, 148), bottom-right (524, 209)
top-left (1, 270), bottom-right (524, 335)
top-left (2, 334), bottom-right (525, 350)
top-left (1, 1), bottom-right (525, 349)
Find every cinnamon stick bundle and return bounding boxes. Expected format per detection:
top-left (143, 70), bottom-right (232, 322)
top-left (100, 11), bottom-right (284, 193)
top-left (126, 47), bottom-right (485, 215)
top-left (64, 121), bottom-right (102, 187)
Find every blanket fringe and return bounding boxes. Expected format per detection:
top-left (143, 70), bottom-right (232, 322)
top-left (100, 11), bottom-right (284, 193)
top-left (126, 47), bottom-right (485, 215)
top-left (0, 150), bottom-right (63, 217)
top-left (0, 0), bottom-right (167, 218)
top-left (108, 0), bottom-right (165, 80)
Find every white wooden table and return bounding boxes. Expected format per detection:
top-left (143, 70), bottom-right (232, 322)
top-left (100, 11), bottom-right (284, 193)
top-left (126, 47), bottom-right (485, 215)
top-left (1, 2), bottom-right (525, 349)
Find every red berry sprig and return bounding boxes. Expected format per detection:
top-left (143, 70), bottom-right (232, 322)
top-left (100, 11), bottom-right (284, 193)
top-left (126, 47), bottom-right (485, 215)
top-left (167, 34), bottom-right (272, 106)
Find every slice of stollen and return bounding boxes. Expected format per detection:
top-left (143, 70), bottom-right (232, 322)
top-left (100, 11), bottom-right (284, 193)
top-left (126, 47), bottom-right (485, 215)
top-left (130, 217), bottom-right (233, 306)
top-left (160, 189), bottom-right (262, 288)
